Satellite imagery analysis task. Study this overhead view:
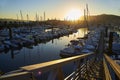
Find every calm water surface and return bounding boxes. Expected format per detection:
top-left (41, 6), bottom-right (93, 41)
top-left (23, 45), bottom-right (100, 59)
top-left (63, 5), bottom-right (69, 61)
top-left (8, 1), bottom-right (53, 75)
top-left (0, 28), bottom-right (88, 73)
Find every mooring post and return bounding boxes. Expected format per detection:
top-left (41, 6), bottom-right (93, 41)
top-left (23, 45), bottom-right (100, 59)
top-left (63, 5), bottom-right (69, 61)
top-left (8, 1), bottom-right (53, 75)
top-left (8, 27), bottom-right (12, 40)
top-left (105, 26), bottom-right (108, 37)
top-left (109, 32), bottom-right (113, 55)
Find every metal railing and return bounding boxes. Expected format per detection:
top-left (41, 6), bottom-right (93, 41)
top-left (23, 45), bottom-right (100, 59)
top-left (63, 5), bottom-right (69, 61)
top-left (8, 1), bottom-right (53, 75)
top-left (0, 53), bottom-right (97, 80)
top-left (104, 54), bottom-right (120, 80)
top-left (1, 53), bottom-right (119, 80)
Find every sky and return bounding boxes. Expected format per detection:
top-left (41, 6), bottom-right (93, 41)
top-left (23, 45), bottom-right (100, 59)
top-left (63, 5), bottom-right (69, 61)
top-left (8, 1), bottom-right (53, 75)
top-left (0, 0), bottom-right (120, 20)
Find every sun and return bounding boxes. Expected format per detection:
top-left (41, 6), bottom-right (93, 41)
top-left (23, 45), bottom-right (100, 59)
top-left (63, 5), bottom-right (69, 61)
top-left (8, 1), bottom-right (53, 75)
top-left (65, 9), bottom-right (82, 21)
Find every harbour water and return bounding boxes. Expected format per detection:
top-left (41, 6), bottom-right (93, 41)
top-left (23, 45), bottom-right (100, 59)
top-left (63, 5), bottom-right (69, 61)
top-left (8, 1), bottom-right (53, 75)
top-left (0, 28), bottom-right (88, 73)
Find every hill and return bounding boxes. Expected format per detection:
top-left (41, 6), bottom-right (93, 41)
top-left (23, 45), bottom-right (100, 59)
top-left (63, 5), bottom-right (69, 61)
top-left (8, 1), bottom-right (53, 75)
top-left (88, 14), bottom-right (120, 25)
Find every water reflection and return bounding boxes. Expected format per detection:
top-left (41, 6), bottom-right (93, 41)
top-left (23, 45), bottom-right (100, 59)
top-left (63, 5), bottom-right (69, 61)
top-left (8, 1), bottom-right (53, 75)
top-left (0, 28), bottom-right (88, 73)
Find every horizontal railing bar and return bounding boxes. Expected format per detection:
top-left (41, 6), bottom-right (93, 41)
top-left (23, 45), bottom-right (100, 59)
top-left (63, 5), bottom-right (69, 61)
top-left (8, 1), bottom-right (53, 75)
top-left (81, 64), bottom-right (86, 68)
top-left (104, 54), bottom-right (120, 79)
top-left (81, 70), bottom-right (86, 74)
top-left (21, 53), bottom-right (93, 72)
top-left (75, 76), bottom-right (79, 80)
top-left (76, 72), bottom-right (81, 79)
top-left (64, 71), bottom-right (75, 80)
top-left (81, 68), bottom-right (86, 71)
top-left (65, 67), bottom-right (81, 80)
top-left (81, 68), bottom-right (86, 72)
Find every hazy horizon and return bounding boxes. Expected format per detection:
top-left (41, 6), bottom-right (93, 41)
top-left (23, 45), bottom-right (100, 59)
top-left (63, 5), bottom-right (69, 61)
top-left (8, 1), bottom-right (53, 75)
top-left (0, 0), bottom-right (120, 20)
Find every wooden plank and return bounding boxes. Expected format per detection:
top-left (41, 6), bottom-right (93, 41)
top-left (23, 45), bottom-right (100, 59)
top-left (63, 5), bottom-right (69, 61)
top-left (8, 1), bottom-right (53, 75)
top-left (104, 54), bottom-right (120, 79)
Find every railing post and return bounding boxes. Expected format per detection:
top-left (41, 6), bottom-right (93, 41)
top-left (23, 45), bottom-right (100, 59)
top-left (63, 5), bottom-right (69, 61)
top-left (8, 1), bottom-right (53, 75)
top-left (108, 32), bottom-right (113, 54)
top-left (57, 66), bottom-right (64, 80)
top-left (30, 72), bottom-right (36, 80)
top-left (47, 66), bottom-right (64, 80)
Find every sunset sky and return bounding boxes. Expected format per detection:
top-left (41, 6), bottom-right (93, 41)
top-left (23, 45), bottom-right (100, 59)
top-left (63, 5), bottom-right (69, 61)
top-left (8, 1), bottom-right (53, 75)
top-left (0, 0), bottom-right (120, 20)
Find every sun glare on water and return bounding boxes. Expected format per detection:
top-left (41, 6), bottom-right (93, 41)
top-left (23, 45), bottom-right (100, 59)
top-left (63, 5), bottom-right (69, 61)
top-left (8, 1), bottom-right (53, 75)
top-left (65, 9), bottom-right (82, 21)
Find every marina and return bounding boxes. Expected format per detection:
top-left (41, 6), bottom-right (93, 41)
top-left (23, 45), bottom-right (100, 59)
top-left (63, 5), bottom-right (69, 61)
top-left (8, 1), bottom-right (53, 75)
top-left (0, 25), bottom-right (120, 80)
top-left (0, 0), bottom-right (120, 80)
top-left (0, 28), bottom-right (88, 73)
top-left (0, 25), bottom-right (79, 52)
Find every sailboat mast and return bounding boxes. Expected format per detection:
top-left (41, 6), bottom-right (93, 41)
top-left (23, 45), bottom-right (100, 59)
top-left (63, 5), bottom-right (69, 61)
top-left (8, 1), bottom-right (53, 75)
top-left (27, 14), bottom-right (29, 22)
top-left (44, 11), bottom-right (45, 21)
top-left (40, 16), bottom-right (42, 21)
top-left (84, 9), bottom-right (86, 22)
top-left (86, 4), bottom-right (89, 28)
top-left (36, 13), bottom-right (38, 21)
top-left (20, 10), bottom-right (23, 21)
top-left (16, 14), bottom-right (19, 20)
top-left (37, 14), bottom-right (39, 21)
top-left (86, 4), bottom-right (88, 21)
